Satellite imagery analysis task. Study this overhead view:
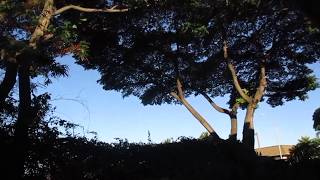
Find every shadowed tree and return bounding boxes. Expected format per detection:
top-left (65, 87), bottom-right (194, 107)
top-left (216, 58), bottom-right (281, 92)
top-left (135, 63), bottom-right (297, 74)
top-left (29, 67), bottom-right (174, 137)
top-left (289, 136), bottom-right (320, 163)
top-left (0, 0), bottom-right (129, 179)
top-left (76, 0), bottom-right (320, 149)
top-left (73, 0), bottom-right (237, 140)
top-left (214, 1), bottom-right (320, 149)
top-left (170, 0), bottom-right (320, 148)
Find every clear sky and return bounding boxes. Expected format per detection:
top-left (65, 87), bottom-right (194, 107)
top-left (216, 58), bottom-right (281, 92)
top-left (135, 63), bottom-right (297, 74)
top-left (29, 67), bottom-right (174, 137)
top-left (37, 55), bottom-right (320, 148)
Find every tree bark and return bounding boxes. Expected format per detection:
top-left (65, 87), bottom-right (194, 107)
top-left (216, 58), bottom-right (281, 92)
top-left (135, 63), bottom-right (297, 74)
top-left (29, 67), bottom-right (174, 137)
top-left (229, 117), bottom-right (237, 141)
top-left (0, 61), bottom-right (18, 110)
top-left (228, 103), bottom-right (239, 142)
top-left (223, 41), bottom-right (267, 148)
top-left (11, 1), bottom-right (55, 178)
top-left (171, 78), bottom-right (220, 140)
top-left (171, 92), bottom-right (220, 140)
top-left (242, 103), bottom-right (255, 149)
top-left (12, 61), bottom-right (32, 180)
top-left (29, 0), bottom-right (54, 49)
top-left (242, 59), bottom-right (266, 149)
top-left (181, 97), bottom-right (214, 134)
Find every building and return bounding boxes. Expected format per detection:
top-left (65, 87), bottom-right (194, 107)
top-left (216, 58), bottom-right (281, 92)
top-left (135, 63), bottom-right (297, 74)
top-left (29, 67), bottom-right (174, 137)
top-left (255, 145), bottom-right (294, 160)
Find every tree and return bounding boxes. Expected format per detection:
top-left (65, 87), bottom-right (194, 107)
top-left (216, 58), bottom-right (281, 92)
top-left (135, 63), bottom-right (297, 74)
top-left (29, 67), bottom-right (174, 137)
top-left (175, 0), bottom-right (320, 148)
top-left (313, 108), bottom-right (320, 137)
top-left (76, 0), bottom-right (320, 149)
top-left (289, 136), bottom-right (320, 164)
top-left (74, 0), bottom-right (236, 140)
top-left (1, 0), bottom-right (128, 178)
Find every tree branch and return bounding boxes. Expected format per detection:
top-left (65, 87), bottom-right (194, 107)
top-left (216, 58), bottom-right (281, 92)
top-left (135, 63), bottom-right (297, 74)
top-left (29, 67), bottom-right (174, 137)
top-left (231, 102), bottom-right (239, 114)
top-left (201, 92), bottom-right (230, 115)
top-left (253, 60), bottom-right (267, 102)
top-left (176, 78), bottom-right (184, 99)
top-left (0, 61), bottom-right (18, 106)
top-left (223, 41), bottom-right (252, 103)
top-left (54, 5), bottom-right (128, 15)
top-left (29, 0), bottom-right (54, 49)
top-left (170, 92), bottom-right (181, 102)
top-left (171, 93), bottom-right (215, 134)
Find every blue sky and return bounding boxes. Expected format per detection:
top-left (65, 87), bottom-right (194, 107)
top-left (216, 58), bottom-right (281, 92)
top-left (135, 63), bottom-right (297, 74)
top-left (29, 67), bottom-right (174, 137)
top-left (37, 55), bottom-right (320, 148)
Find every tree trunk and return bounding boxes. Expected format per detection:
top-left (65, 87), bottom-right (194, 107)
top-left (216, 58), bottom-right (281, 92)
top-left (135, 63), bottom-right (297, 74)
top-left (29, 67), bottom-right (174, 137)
top-left (229, 115), bottom-right (237, 141)
top-left (228, 103), bottom-right (239, 141)
top-left (242, 103), bottom-right (255, 149)
top-left (202, 93), bottom-right (238, 141)
top-left (12, 62), bottom-right (32, 180)
top-left (0, 61), bottom-right (18, 110)
top-left (10, 0), bottom-right (54, 177)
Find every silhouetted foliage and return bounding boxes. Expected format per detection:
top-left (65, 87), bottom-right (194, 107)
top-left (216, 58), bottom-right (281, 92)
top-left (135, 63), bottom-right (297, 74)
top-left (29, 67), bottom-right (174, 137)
top-left (1, 1), bottom-right (129, 179)
top-left (289, 137), bottom-right (320, 164)
top-left (313, 108), bottom-right (320, 131)
top-left (2, 121), bottom-right (320, 180)
top-left (73, 0), bottom-right (320, 148)
top-left (76, 0), bottom-right (320, 106)
top-left (199, 131), bottom-right (210, 140)
top-left (1, 1), bottom-right (320, 179)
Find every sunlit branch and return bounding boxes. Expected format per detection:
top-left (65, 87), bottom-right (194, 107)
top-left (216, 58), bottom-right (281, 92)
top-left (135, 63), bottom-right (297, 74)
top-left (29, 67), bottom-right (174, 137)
top-left (253, 60), bottom-right (267, 102)
top-left (201, 92), bottom-right (230, 115)
top-left (224, 41), bottom-right (252, 103)
top-left (54, 5), bottom-right (128, 15)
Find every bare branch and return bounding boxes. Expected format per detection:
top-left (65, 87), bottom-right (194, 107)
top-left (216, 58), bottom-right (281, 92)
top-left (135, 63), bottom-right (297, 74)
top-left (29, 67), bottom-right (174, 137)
top-left (253, 60), bottom-right (267, 102)
top-left (224, 41), bottom-right (252, 103)
top-left (54, 5), bottom-right (128, 15)
top-left (179, 96), bottom-right (215, 134)
top-left (201, 92), bottom-right (230, 115)
top-left (50, 97), bottom-right (91, 123)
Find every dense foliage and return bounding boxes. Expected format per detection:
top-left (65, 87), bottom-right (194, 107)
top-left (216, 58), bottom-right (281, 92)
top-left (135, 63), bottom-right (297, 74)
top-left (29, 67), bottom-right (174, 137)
top-left (1, 0), bottom-right (320, 179)
top-left (289, 137), bottom-right (320, 164)
top-left (1, 123), bottom-right (320, 180)
top-left (70, 0), bottom-right (320, 148)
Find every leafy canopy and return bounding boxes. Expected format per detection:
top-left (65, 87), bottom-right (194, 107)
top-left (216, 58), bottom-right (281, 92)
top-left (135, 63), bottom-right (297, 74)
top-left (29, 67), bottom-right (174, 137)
top-left (73, 0), bottom-right (320, 108)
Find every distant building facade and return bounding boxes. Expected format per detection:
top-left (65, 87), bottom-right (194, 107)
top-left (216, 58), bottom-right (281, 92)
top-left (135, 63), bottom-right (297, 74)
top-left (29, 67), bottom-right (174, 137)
top-left (255, 145), bottom-right (293, 160)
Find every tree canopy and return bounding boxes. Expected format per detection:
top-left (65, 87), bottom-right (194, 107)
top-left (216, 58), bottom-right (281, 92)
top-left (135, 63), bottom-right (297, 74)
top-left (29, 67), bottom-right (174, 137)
top-left (70, 0), bottom-right (320, 147)
top-left (1, 0), bottom-right (320, 178)
top-left (75, 0), bottom-right (319, 107)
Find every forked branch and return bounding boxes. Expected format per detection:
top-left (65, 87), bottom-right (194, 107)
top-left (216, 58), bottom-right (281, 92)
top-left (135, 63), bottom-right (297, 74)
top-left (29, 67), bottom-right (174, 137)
top-left (223, 41), bottom-right (252, 103)
top-left (201, 92), bottom-right (230, 115)
top-left (171, 79), bottom-right (215, 134)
